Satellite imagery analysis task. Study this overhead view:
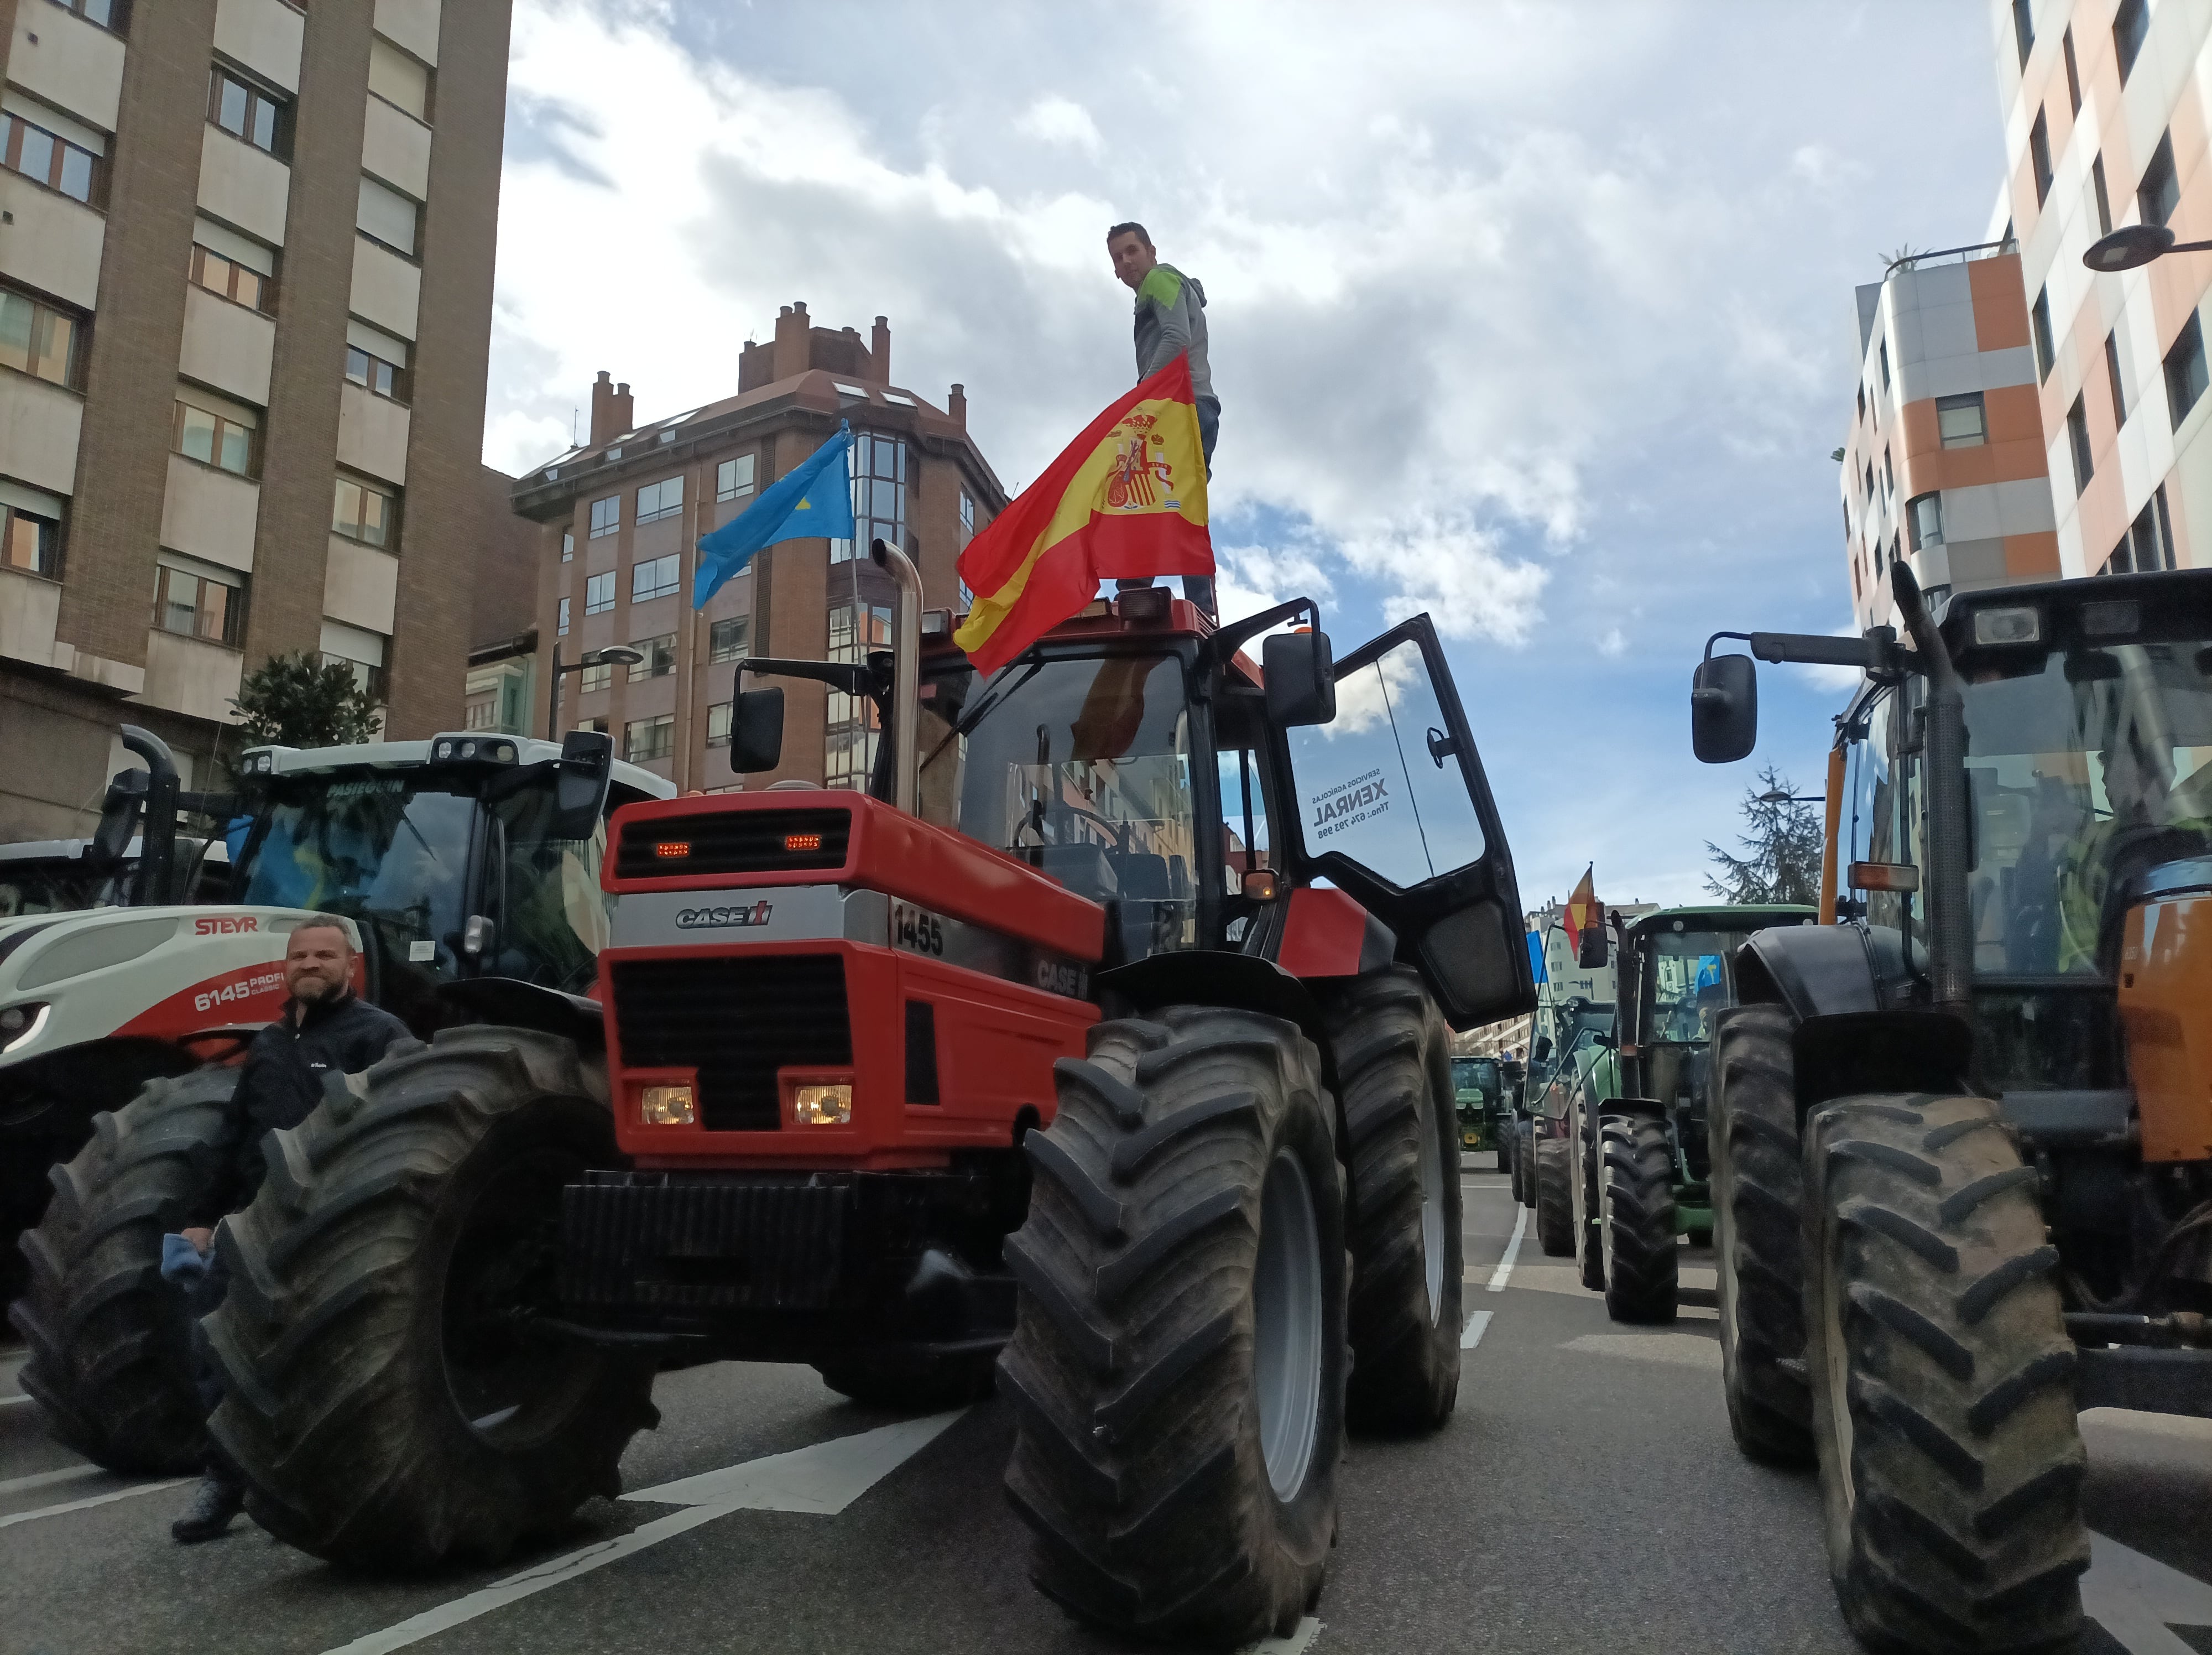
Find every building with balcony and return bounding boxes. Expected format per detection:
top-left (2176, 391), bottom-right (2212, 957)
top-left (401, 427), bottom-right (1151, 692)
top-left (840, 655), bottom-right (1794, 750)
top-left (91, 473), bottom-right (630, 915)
top-left (0, 0), bottom-right (512, 837)
top-left (1839, 244), bottom-right (2060, 631)
top-left (509, 304), bottom-right (1007, 794)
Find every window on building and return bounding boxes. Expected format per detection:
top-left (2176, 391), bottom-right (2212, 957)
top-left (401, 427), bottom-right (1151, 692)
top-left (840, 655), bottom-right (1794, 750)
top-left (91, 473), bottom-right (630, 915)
top-left (2063, 27), bottom-right (2080, 111)
top-left (575, 716), bottom-right (606, 736)
top-left (0, 286), bottom-right (82, 388)
top-left (1906, 492), bottom-right (1944, 551)
top-left (2141, 133), bottom-right (2180, 230)
top-left (152, 561), bottom-right (244, 646)
top-left (2067, 394), bottom-right (2093, 492)
top-left (1863, 461), bottom-right (1875, 502)
top-left (2011, 0), bottom-right (2033, 66)
top-left (825, 601), bottom-right (891, 789)
top-left (585, 571), bottom-right (615, 615)
top-left (832, 431), bottom-right (906, 564)
top-left (2106, 533), bottom-right (2133, 575)
top-left (1856, 384), bottom-right (1866, 422)
top-left (561, 529), bottom-right (574, 563)
top-left (959, 490), bottom-right (975, 539)
top-left (331, 474), bottom-right (397, 547)
top-left (577, 660), bottom-right (611, 695)
top-left (188, 243), bottom-right (273, 313)
top-left (1882, 449), bottom-right (1894, 497)
top-left (2115, 0), bottom-right (2149, 82)
top-left (632, 553), bottom-right (680, 603)
top-left (356, 175), bottom-right (419, 257)
top-left (1879, 340), bottom-right (1890, 393)
top-left (2030, 109), bottom-right (2053, 206)
top-left (320, 621), bottom-right (389, 705)
top-left (367, 37), bottom-right (432, 122)
top-left (636, 476), bottom-right (684, 524)
top-left (589, 495), bottom-right (619, 538)
top-left (2131, 492), bottom-right (2176, 572)
top-left (343, 344), bottom-right (408, 400)
top-left (1, 109), bottom-right (101, 204)
top-left (557, 596), bottom-right (570, 636)
top-left (716, 454), bottom-right (755, 502)
top-left (1936, 393), bottom-right (1987, 449)
top-left (2166, 312), bottom-right (2208, 429)
top-left (2105, 332), bottom-right (2128, 425)
top-left (708, 616), bottom-right (749, 663)
top-left (2032, 288), bottom-right (2055, 383)
top-left (175, 394), bottom-right (257, 477)
top-left (706, 701), bottom-right (732, 748)
top-left (2093, 155), bottom-right (2112, 236)
top-left (630, 633), bottom-right (676, 679)
top-left (209, 67), bottom-right (287, 157)
top-left (1, 496), bottom-right (61, 577)
top-left (59, 0), bottom-right (129, 34)
top-left (624, 715), bottom-right (674, 764)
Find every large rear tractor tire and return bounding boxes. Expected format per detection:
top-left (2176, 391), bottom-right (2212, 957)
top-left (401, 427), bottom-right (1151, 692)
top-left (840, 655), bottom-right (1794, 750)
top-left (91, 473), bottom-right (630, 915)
top-left (1600, 1114), bottom-right (1678, 1324)
top-left (1804, 1094), bottom-right (2087, 1654)
top-left (998, 1007), bottom-right (1347, 1646)
top-left (1517, 1121), bottom-right (1537, 1209)
top-left (1710, 1004), bottom-right (1813, 1465)
top-left (1534, 1137), bottom-right (1574, 1257)
top-left (8, 1068), bottom-right (236, 1474)
top-left (1322, 968), bottom-right (1462, 1434)
top-left (206, 1027), bottom-right (659, 1569)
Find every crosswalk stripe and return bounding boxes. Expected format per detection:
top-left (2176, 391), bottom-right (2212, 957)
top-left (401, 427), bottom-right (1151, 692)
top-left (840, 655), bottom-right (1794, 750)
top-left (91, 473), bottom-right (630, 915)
top-left (0, 1477), bottom-right (188, 1529)
top-left (0, 1463), bottom-right (102, 1498)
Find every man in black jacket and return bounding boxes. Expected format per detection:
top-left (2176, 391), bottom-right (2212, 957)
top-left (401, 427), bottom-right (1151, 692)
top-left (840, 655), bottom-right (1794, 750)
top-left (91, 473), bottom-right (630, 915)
top-left (170, 915), bottom-right (408, 1543)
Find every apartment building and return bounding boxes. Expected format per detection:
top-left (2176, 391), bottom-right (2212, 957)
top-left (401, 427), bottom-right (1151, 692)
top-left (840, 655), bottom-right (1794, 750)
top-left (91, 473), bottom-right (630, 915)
top-left (1839, 246), bottom-right (2059, 631)
top-left (510, 303), bottom-right (1008, 793)
top-left (0, 0), bottom-right (511, 837)
top-left (1996, 0), bottom-right (2211, 577)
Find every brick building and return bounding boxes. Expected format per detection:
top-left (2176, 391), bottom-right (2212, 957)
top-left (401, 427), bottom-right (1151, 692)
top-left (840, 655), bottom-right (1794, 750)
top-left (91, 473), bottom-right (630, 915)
top-left (1839, 246), bottom-right (2060, 631)
top-left (510, 303), bottom-right (1008, 793)
top-left (0, 0), bottom-right (512, 837)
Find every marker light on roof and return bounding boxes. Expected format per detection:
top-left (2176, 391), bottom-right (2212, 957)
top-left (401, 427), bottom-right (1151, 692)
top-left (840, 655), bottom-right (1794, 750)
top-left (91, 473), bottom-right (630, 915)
top-left (2082, 600), bottom-right (2140, 637)
top-left (1118, 588), bottom-right (1172, 623)
top-left (1972, 606), bottom-right (2041, 647)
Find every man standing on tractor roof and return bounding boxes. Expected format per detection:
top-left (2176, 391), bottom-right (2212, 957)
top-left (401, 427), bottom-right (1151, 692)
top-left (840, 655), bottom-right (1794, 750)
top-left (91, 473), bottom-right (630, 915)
top-left (168, 917), bottom-right (408, 1543)
top-left (1108, 220), bottom-right (1218, 615)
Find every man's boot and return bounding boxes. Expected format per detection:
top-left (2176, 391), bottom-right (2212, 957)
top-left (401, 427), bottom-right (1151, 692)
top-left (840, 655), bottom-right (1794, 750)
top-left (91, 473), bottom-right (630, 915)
top-left (170, 1470), bottom-right (244, 1543)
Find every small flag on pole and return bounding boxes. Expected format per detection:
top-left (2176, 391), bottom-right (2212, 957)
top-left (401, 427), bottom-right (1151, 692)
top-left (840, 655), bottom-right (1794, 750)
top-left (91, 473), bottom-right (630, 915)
top-left (1562, 865), bottom-right (1597, 958)
top-left (693, 421), bottom-right (856, 607)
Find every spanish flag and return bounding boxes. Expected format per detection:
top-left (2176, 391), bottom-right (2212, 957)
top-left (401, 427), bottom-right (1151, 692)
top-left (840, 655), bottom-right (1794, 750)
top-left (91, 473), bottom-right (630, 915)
top-left (954, 354), bottom-right (1212, 673)
top-left (1562, 864), bottom-right (1597, 957)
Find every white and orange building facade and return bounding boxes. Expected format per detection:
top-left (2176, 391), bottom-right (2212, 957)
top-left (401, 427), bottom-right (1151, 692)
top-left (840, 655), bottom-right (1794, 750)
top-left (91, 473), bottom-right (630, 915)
top-left (1996, 0), bottom-right (2210, 581)
top-left (1840, 248), bottom-right (2060, 631)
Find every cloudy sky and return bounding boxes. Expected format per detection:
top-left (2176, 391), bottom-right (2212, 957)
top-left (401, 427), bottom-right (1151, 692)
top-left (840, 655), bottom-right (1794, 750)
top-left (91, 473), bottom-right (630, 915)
top-left (483, 1), bottom-right (2008, 909)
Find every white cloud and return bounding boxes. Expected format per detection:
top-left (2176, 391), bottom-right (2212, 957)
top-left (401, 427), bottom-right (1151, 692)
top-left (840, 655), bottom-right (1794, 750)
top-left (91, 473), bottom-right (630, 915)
top-left (1599, 627), bottom-right (1626, 658)
top-left (1015, 95), bottom-right (1102, 156)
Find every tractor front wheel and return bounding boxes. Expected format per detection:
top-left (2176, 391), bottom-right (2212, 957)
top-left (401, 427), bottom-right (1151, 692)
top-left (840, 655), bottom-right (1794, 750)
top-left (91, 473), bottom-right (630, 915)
top-left (999, 1006), bottom-right (1347, 1646)
top-left (206, 1027), bottom-right (659, 1568)
top-left (1804, 1094), bottom-right (2087, 1653)
top-left (1600, 1114), bottom-right (1677, 1323)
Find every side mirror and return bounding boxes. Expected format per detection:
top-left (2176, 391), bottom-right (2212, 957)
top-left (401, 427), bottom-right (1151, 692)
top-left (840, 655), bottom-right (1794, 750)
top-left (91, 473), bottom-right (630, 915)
top-left (92, 769), bottom-right (146, 866)
top-left (1577, 902), bottom-right (1608, 969)
top-left (1692, 653), bottom-right (1758, 763)
top-left (551, 729), bottom-right (614, 840)
top-left (1262, 630), bottom-right (1336, 727)
top-left (730, 687), bottom-right (785, 774)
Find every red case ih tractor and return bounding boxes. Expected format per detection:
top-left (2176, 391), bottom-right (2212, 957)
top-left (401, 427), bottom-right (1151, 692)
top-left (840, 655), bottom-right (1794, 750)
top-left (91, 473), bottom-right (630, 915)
top-left (200, 549), bottom-right (1533, 1644)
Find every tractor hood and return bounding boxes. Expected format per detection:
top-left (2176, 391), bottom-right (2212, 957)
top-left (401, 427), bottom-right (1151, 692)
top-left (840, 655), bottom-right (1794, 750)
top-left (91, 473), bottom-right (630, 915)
top-left (0, 904), bottom-right (355, 1072)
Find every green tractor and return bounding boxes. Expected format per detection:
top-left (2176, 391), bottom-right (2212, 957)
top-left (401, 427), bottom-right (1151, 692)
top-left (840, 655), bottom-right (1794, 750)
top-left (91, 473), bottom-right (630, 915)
top-left (1452, 1053), bottom-right (1511, 1169)
top-left (1566, 906), bottom-right (1814, 1317)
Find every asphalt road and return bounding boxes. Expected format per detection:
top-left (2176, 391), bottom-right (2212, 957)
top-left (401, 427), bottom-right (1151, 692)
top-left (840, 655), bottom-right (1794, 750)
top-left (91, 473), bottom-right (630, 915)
top-left (3, 1170), bottom-right (2209, 1655)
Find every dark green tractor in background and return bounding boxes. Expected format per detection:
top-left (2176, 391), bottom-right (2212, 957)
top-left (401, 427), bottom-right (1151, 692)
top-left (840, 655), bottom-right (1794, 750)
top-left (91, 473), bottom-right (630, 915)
top-left (1568, 905), bottom-right (1815, 1319)
top-left (1452, 1053), bottom-right (1512, 1170)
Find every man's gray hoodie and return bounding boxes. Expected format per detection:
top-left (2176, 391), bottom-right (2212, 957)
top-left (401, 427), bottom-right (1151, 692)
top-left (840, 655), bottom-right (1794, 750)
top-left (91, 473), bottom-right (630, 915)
top-left (1133, 264), bottom-right (1213, 400)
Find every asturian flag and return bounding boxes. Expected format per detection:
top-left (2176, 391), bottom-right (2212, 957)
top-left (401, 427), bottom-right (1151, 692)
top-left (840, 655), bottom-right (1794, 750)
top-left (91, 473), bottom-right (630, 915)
top-left (693, 422), bottom-right (856, 607)
top-left (953, 355), bottom-right (1211, 674)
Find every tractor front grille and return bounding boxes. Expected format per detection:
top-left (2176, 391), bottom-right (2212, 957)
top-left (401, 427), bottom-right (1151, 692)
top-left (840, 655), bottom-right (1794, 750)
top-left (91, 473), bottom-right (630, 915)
top-left (561, 1173), bottom-right (851, 1310)
top-left (608, 954), bottom-right (851, 1130)
top-left (615, 808), bottom-right (851, 879)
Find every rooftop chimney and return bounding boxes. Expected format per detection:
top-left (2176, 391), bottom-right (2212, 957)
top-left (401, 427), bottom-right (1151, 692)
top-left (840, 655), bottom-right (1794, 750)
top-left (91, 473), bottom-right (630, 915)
top-left (612, 381), bottom-right (634, 438)
top-left (948, 383), bottom-right (966, 428)
top-left (589, 371), bottom-right (618, 446)
top-left (773, 300), bottom-right (812, 381)
top-left (870, 315), bottom-right (891, 383)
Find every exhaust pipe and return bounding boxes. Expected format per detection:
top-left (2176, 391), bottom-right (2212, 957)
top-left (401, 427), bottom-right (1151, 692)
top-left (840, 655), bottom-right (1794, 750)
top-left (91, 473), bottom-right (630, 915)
top-left (872, 538), bottom-right (922, 816)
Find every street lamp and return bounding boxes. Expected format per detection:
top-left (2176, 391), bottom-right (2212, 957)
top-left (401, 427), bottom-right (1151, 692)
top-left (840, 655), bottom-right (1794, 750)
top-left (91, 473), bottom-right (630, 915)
top-left (2082, 223), bottom-right (2212, 272)
top-left (546, 642), bottom-right (644, 740)
top-left (1758, 789), bottom-right (1825, 805)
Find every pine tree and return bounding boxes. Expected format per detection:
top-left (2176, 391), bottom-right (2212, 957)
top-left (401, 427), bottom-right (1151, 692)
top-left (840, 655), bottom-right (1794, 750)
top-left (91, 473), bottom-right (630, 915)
top-left (230, 649), bottom-right (383, 752)
top-left (1704, 765), bottom-right (1824, 906)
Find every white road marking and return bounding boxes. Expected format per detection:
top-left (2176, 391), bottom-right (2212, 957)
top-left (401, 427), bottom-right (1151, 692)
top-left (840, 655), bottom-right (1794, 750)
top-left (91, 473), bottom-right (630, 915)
top-left (0, 1463), bottom-right (101, 1497)
top-left (322, 1410), bottom-right (969, 1655)
top-left (2080, 1530), bottom-right (2212, 1654)
top-left (1558, 1332), bottom-right (1722, 1371)
top-left (1459, 1310), bottom-right (1494, 1351)
top-left (1485, 1206), bottom-right (1528, 1293)
top-left (0, 1477), bottom-right (189, 1529)
top-left (1244, 1616), bottom-right (1321, 1653)
top-left (0, 1393), bottom-right (33, 1407)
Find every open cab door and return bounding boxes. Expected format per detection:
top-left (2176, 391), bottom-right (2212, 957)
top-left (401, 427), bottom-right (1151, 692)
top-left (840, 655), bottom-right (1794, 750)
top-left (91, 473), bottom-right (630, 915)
top-left (1279, 614), bottom-right (1535, 1027)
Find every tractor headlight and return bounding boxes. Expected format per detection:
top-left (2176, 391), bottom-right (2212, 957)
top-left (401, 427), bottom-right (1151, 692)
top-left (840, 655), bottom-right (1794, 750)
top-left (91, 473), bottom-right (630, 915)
top-left (638, 1084), bottom-right (696, 1126)
top-left (1, 1003), bottom-right (50, 1053)
top-left (789, 1082), bottom-right (852, 1126)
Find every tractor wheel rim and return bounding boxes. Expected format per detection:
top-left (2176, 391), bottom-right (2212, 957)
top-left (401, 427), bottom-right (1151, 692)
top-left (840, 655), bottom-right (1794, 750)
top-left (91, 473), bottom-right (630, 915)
top-left (1419, 1087), bottom-right (1444, 1324)
top-left (1254, 1148), bottom-right (1323, 1501)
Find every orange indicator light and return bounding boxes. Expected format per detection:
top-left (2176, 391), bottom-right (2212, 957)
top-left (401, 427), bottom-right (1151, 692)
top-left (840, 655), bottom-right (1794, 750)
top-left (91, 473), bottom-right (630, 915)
top-left (785, 833), bottom-right (823, 852)
top-left (656, 842), bottom-right (690, 859)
